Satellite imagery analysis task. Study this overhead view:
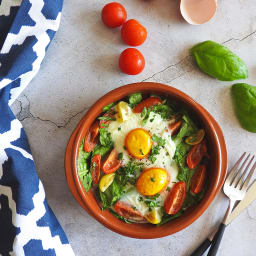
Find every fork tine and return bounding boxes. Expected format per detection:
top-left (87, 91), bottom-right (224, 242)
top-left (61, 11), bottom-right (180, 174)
top-left (236, 155), bottom-right (255, 188)
top-left (225, 152), bottom-right (246, 184)
top-left (241, 159), bottom-right (256, 191)
top-left (232, 154), bottom-right (251, 187)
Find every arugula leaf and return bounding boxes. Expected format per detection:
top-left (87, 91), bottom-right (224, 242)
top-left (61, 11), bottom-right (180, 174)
top-left (102, 103), bottom-right (115, 112)
top-left (190, 40), bottom-right (248, 81)
top-left (232, 83), bottom-right (256, 133)
top-left (77, 140), bottom-right (92, 192)
top-left (92, 145), bottom-right (112, 157)
top-left (129, 93), bottom-right (142, 108)
top-left (99, 128), bottom-right (113, 147)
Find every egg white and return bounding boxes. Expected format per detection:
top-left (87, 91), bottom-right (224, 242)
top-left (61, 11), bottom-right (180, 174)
top-left (107, 110), bottom-right (179, 217)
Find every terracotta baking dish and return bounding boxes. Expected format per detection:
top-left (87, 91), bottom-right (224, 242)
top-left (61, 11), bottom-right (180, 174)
top-left (65, 82), bottom-right (227, 239)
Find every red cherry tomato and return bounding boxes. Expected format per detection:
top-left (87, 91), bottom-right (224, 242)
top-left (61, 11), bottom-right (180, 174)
top-left (190, 165), bottom-right (207, 194)
top-left (121, 19), bottom-right (147, 46)
top-left (84, 121), bottom-right (99, 152)
top-left (164, 181), bottom-right (186, 215)
top-left (169, 120), bottom-right (182, 136)
top-left (101, 2), bottom-right (127, 28)
top-left (133, 97), bottom-right (162, 113)
top-left (102, 149), bottom-right (121, 174)
top-left (90, 154), bottom-right (101, 184)
top-left (119, 48), bottom-right (145, 75)
top-left (186, 140), bottom-right (208, 169)
top-left (114, 201), bottom-right (144, 221)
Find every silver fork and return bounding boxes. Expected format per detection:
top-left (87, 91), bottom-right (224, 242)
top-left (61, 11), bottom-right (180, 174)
top-left (206, 152), bottom-right (256, 256)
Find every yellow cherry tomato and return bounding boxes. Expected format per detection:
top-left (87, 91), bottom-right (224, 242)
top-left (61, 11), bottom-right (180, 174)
top-left (99, 173), bottom-right (115, 192)
top-left (125, 128), bottom-right (152, 159)
top-left (137, 168), bottom-right (169, 196)
top-left (145, 207), bottom-right (162, 224)
top-left (185, 129), bottom-right (205, 145)
top-left (116, 101), bottom-right (132, 122)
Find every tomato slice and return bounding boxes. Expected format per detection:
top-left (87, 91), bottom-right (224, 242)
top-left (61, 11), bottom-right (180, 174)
top-left (114, 201), bottom-right (144, 221)
top-left (102, 149), bottom-right (121, 174)
top-left (164, 181), bottom-right (186, 215)
top-left (90, 154), bottom-right (101, 184)
top-left (133, 97), bottom-right (162, 113)
top-left (186, 140), bottom-right (208, 169)
top-left (169, 120), bottom-right (182, 135)
top-left (190, 165), bottom-right (207, 194)
top-left (185, 129), bottom-right (205, 145)
top-left (84, 121), bottom-right (99, 152)
top-left (99, 110), bottom-right (115, 128)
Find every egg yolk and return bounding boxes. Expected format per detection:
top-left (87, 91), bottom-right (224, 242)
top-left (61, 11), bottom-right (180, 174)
top-left (125, 128), bottom-right (152, 159)
top-left (136, 168), bottom-right (169, 196)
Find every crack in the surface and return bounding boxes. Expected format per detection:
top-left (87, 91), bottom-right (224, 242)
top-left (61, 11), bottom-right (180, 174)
top-left (246, 208), bottom-right (256, 221)
top-left (17, 94), bottom-right (89, 128)
top-left (222, 29), bottom-right (256, 44)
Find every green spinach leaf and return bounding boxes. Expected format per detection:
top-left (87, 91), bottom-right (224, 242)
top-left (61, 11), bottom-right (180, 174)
top-left (231, 83), bottom-right (256, 133)
top-left (92, 145), bottom-right (112, 157)
top-left (129, 93), bottom-right (142, 108)
top-left (99, 128), bottom-right (113, 147)
top-left (190, 40), bottom-right (248, 81)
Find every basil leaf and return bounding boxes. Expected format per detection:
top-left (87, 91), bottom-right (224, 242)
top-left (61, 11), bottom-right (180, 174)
top-left (190, 40), bottom-right (248, 81)
top-left (103, 103), bottom-right (115, 112)
top-left (128, 93), bottom-right (142, 108)
top-left (77, 140), bottom-right (92, 192)
top-left (231, 83), bottom-right (256, 132)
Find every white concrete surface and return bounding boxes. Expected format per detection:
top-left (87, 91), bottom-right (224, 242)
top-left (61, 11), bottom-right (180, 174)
top-left (11, 0), bottom-right (256, 255)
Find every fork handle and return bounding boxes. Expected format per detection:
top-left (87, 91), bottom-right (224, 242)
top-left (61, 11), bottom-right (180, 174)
top-left (207, 223), bottom-right (226, 256)
top-left (190, 238), bottom-right (212, 256)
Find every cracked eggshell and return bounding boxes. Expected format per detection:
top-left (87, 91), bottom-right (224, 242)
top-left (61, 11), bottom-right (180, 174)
top-left (65, 82), bottom-right (228, 239)
top-left (180, 0), bottom-right (217, 25)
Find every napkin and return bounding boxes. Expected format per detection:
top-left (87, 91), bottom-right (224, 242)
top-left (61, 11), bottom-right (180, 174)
top-left (0, 0), bottom-right (74, 255)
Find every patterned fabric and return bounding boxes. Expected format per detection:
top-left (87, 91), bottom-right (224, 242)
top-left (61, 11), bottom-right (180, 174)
top-left (0, 1), bottom-right (75, 255)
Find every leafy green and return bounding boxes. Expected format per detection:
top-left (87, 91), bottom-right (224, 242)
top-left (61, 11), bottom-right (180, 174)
top-left (141, 107), bottom-right (152, 126)
top-left (231, 83), bottom-right (256, 133)
top-left (152, 104), bottom-right (173, 120)
top-left (190, 40), bottom-right (248, 81)
top-left (102, 103), bottom-right (115, 112)
top-left (99, 128), bottom-right (113, 147)
top-left (99, 161), bottom-right (143, 209)
top-left (158, 211), bottom-right (183, 226)
top-left (92, 145), bottom-right (112, 157)
top-left (129, 93), bottom-right (142, 108)
top-left (98, 116), bottom-right (116, 121)
top-left (144, 194), bottom-right (160, 211)
top-left (151, 134), bottom-right (166, 147)
top-left (77, 140), bottom-right (92, 192)
top-left (148, 135), bottom-right (166, 163)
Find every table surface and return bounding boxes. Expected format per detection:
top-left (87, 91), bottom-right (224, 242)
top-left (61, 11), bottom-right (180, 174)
top-left (11, 0), bottom-right (256, 255)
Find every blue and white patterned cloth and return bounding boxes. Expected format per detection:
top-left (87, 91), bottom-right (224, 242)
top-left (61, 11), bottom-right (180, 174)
top-left (0, 0), bottom-right (75, 255)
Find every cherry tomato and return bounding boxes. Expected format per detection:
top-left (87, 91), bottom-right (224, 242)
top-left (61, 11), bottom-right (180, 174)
top-left (90, 154), bottom-right (101, 184)
top-left (169, 120), bottom-right (182, 136)
top-left (121, 19), bottom-right (147, 46)
top-left (119, 48), bottom-right (145, 75)
top-left (99, 110), bottom-right (115, 128)
top-left (101, 2), bottom-right (127, 28)
top-left (164, 181), bottom-right (186, 215)
top-left (185, 129), bottom-right (205, 145)
top-left (102, 149), bottom-right (121, 174)
top-left (133, 97), bottom-right (162, 113)
top-left (190, 165), bottom-right (207, 194)
top-left (186, 140), bottom-right (208, 169)
top-left (114, 201), bottom-right (144, 221)
top-left (84, 121), bottom-right (99, 152)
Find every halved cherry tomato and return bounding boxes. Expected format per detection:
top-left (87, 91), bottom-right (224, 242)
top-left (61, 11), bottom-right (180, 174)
top-left (186, 140), bottom-right (208, 169)
top-left (164, 181), bottom-right (186, 215)
top-left (84, 121), bottom-right (99, 152)
top-left (114, 201), bottom-right (144, 221)
top-left (185, 129), bottom-right (205, 145)
top-left (90, 154), bottom-right (101, 184)
top-left (133, 97), bottom-right (162, 113)
top-left (102, 149), bottom-right (121, 173)
top-left (190, 165), bottom-right (207, 194)
top-left (99, 110), bottom-right (115, 128)
top-left (101, 2), bottom-right (127, 28)
top-left (169, 120), bottom-right (182, 136)
top-left (119, 48), bottom-right (145, 75)
top-left (121, 19), bottom-right (147, 46)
